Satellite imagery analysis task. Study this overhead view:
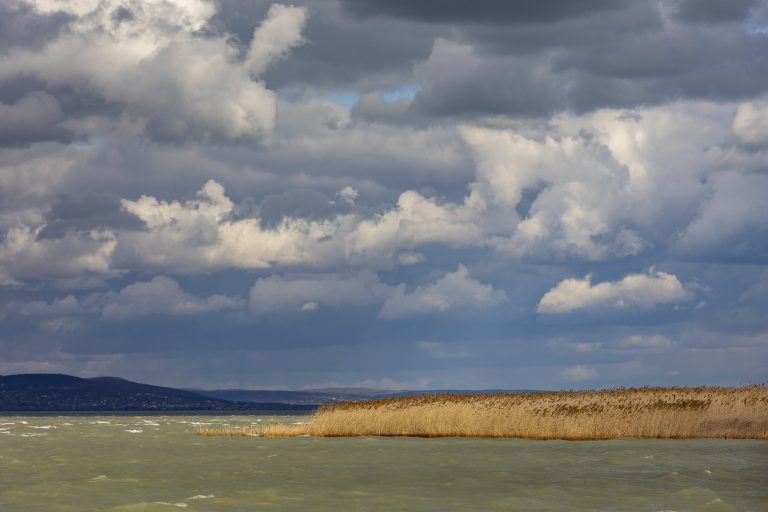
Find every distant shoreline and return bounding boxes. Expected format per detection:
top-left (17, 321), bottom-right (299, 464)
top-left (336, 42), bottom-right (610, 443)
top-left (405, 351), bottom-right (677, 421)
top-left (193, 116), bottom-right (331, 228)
top-left (197, 386), bottom-right (768, 440)
top-left (0, 410), bottom-right (312, 417)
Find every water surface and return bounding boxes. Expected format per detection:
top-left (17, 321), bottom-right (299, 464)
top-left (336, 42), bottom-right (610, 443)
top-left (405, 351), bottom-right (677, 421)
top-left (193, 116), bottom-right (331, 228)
top-left (1, 415), bottom-right (766, 511)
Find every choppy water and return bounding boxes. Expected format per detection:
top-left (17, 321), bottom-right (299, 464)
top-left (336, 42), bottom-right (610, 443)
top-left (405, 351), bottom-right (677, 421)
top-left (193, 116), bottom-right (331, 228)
top-left (1, 415), bottom-right (766, 511)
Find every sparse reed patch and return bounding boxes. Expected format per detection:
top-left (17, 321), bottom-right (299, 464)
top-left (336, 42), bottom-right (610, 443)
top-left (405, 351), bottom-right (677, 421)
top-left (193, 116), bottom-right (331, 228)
top-left (195, 386), bottom-right (768, 440)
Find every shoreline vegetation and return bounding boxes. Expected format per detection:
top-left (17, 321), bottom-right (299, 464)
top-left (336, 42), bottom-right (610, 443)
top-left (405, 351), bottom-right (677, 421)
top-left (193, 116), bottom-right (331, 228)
top-left (196, 386), bottom-right (768, 440)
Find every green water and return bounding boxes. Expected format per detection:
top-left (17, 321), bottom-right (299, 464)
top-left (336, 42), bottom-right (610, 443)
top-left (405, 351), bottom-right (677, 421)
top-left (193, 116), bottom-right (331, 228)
top-left (1, 415), bottom-right (766, 511)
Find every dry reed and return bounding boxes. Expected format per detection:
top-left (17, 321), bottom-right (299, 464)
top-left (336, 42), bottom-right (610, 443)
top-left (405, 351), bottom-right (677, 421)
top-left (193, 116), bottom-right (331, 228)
top-left (196, 386), bottom-right (768, 440)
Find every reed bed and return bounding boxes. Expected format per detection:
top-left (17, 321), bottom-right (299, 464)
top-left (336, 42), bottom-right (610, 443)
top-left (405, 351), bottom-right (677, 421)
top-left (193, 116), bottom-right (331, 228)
top-left (195, 386), bottom-right (768, 440)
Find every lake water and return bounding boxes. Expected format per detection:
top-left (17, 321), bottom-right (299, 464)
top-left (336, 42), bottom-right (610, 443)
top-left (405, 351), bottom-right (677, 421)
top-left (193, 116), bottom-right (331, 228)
top-left (1, 415), bottom-right (766, 511)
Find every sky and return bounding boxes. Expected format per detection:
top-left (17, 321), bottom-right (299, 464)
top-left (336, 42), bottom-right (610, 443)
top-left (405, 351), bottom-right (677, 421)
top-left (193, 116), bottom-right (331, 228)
top-left (1, 0), bottom-right (767, 390)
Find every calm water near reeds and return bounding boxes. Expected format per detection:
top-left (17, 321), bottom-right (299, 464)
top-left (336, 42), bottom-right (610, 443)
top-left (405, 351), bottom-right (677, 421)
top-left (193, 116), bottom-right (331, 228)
top-left (1, 415), bottom-right (766, 511)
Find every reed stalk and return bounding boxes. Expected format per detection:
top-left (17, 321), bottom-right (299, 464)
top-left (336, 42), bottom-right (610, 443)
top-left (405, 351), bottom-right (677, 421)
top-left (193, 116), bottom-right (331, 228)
top-left (196, 386), bottom-right (768, 440)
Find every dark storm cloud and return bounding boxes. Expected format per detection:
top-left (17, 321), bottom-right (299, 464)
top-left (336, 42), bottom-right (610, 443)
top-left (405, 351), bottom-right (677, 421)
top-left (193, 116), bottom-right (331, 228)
top-left (0, 91), bottom-right (72, 146)
top-left (0, 2), bottom-right (71, 51)
top-left (405, 2), bottom-right (768, 117)
top-left (38, 193), bottom-right (143, 240)
top-left (675, 0), bottom-right (759, 23)
top-left (214, 0), bottom-right (438, 91)
top-left (339, 0), bottom-right (627, 24)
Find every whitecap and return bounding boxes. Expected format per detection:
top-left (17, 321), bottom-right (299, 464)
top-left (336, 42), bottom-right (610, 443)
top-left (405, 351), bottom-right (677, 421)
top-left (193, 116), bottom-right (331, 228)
top-left (187, 495), bottom-right (214, 500)
top-left (173, 503), bottom-right (189, 508)
top-left (124, 429), bottom-right (143, 433)
top-left (19, 433), bottom-right (48, 437)
top-left (706, 498), bottom-right (723, 505)
top-left (30, 425), bottom-right (56, 429)
top-left (90, 475), bottom-right (108, 481)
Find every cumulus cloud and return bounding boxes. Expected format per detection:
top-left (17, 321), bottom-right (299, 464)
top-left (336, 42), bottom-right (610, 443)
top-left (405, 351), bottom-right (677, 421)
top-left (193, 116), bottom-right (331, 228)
top-left (246, 4), bottom-right (307, 76)
top-left (2, 99), bottom-right (764, 286)
top-left (0, 224), bottom-right (115, 285)
top-left (379, 264), bottom-right (506, 318)
top-left (249, 264), bottom-right (504, 318)
top-left (88, 276), bottom-right (243, 320)
top-left (117, 180), bottom-right (356, 272)
top-left (338, 186), bottom-right (359, 205)
top-left (117, 179), bottom-right (485, 273)
top-left (0, 1), bottom-right (307, 142)
top-left (732, 98), bottom-right (768, 148)
top-left (459, 102), bottom-right (735, 261)
top-left (537, 270), bottom-right (692, 314)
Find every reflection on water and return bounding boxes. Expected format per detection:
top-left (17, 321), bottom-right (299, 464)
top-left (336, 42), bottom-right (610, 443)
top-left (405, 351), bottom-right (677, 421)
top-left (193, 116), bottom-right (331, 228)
top-left (1, 415), bottom-right (766, 511)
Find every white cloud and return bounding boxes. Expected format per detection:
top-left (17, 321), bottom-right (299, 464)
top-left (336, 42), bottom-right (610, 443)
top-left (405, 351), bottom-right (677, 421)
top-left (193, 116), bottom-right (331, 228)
top-left (246, 4), bottom-right (307, 77)
top-left (118, 180), bottom-right (355, 272)
top-left (732, 98), bottom-right (768, 148)
top-left (0, 224), bottom-right (115, 284)
top-left (89, 276), bottom-right (243, 319)
top-left (379, 264), bottom-right (506, 319)
top-left (348, 192), bottom-right (484, 264)
top-left (0, 1), bottom-right (307, 141)
top-left (538, 270), bottom-right (691, 314)
top-left (338, 186), bottom-right (359, 205)
top-left (118, 180), bottom-right (483, 273)
top-left (300, 301), bottom-right (318, 312)
top-left (459, 102), bottom-right (734, 261)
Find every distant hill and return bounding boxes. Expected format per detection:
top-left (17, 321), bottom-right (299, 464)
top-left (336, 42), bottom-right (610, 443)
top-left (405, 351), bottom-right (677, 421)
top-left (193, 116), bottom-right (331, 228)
top-left (0, 374), bottom-right (313, 412)
top-left (190, 388), bottom-right (386, 405)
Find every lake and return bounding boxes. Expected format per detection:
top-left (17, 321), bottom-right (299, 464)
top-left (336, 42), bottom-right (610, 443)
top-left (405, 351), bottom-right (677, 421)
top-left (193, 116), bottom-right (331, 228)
top-left (1, 415), bottom-right (766, 511)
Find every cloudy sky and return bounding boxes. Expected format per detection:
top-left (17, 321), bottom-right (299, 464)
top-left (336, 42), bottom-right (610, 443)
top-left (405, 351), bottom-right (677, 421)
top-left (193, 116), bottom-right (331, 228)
top-left (1, 0), bottom-right (767, 390)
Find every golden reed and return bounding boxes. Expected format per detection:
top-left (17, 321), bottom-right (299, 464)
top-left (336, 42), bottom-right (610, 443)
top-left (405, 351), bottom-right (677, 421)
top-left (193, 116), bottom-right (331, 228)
top-left (196, 386), bottom-right (768, 440)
